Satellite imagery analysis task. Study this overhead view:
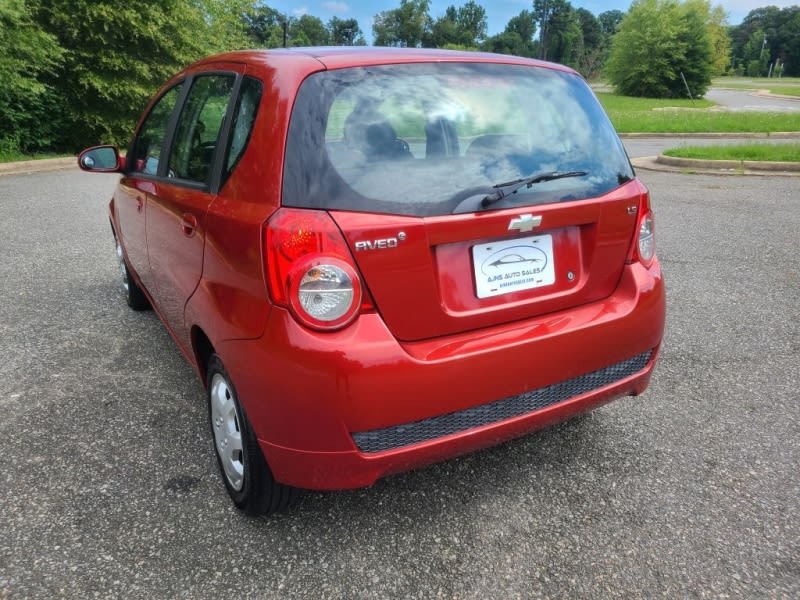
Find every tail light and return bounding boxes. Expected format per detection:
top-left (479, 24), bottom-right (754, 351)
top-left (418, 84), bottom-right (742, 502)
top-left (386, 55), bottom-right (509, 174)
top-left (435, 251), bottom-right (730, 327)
top-left (264, 208), bottom-right (373, 331)
top-left (627, 192), bottom-right (656, 268)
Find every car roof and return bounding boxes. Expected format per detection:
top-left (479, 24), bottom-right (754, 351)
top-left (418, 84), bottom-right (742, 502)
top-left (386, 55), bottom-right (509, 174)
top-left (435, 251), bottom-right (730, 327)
top-left (192, 46), bottom-right (578, 75)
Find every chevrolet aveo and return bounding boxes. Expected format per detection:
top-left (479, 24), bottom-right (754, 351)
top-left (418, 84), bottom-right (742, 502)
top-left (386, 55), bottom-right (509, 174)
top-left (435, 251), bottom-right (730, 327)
top-left (79, 47), bottom-right (665, 515)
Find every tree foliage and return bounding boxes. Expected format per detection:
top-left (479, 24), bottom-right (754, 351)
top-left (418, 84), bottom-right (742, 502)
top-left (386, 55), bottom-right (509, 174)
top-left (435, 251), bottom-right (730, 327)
top-left (482, 10), bottom-right (537, 57)
top-left (706, 4), bottom-right (731, 76)
top-left (373, 0), bottom-right (431, 48)
top-left (730, 6), bottom-right (800, 76)
top-left (0, 0), bottom-right (64, 152)
top-left (31, 0), bottom-right (253, 150)
top-left (597, 10), bottom-right (625, 39)
top-left (425, 1), bottom-right (488, 49)
top-left (533, 0), bottom-right (579, 63)
top-left (605, 0), bottom-right (713, 99)
top-left (328, 17), bottom-right (366, 46)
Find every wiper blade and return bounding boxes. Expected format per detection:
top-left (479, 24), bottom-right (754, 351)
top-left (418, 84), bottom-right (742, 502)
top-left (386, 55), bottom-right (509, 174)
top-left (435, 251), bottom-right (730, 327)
top-left (481, 170), bottom-right (588, 208)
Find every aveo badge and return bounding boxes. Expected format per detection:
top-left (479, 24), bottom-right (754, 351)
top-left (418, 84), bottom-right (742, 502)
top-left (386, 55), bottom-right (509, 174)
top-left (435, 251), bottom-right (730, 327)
top-left (472, 235), bottom-right (556, 299)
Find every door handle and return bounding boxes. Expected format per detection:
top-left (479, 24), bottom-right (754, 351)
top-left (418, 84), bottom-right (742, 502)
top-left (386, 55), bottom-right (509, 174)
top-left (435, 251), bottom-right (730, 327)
top-left (180, 213), bottom-right (198, 237)
top-left (136, 196), bottom-right (144, 212)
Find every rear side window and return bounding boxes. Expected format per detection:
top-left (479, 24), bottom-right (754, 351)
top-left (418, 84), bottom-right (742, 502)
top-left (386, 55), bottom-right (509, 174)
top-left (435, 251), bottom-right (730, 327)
top-left (224, 76), bottom-right (263, 180)
top-left (283, 63), bottom-right (633, 217)
top-left (168, 75), bottom-right (236, 183)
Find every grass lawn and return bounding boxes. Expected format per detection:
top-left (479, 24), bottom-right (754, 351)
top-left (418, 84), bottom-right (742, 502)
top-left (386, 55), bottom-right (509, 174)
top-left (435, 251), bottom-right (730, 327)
top-left (596, 92), bottom-right (800, 133)
top-left (597, 94), bottom-right (716, 110)
top-left (663, 143), bottom-right (800, 162)
top-left (765, 87), bottom-right (800, 97)
top-left (0, 149), bottom-right (70, 163)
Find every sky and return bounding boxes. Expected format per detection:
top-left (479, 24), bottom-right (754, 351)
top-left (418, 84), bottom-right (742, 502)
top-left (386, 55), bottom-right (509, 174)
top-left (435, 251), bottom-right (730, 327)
top-left (265, 0), bottom-right (798, 43)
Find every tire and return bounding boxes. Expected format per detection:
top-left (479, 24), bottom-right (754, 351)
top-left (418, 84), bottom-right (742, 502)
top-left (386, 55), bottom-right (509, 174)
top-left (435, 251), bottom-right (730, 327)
top-left (114, 238), bottom-right (149, 310)
top-left (206, 355), bottom-right (300, 515)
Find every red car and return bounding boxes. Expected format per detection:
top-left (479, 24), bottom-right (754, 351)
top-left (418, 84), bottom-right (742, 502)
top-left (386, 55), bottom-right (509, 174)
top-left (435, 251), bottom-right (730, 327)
top-left (79, 47), bottom-right (665, 515)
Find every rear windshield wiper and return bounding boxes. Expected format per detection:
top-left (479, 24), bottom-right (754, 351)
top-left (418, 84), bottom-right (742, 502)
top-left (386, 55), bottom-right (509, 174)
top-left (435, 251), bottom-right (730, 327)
top-left (481, 171), bottom-right (588, 208)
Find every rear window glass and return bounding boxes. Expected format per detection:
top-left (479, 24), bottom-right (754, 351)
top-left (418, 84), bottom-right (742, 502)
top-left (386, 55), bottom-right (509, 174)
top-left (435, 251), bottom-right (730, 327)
top-left (283, 63), bottom-right (633, 217)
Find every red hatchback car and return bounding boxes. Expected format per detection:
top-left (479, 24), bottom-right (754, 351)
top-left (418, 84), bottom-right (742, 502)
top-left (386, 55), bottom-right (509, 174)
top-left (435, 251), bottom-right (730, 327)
top-left (79, 47), bottom-right (665, 515)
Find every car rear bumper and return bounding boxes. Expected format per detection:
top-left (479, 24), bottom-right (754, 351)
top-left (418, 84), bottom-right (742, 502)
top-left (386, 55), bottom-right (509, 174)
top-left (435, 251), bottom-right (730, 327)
top-left (219, 260), bottom-right (665, 490)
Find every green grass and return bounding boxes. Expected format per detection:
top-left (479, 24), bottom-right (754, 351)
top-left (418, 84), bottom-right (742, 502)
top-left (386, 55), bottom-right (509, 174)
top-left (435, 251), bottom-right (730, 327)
top-left (596, 93), bottom-right (715, 111)
top-left (663, 143), bottom-right (800, 162)
top-left (765, 87), bottom-right (800, 97)
top-left (0, 149), bottom-right (70, 163)
top-left (608, 111), bottom-right (800, 133)
top-left (596, 92), bottom-right (800, 133)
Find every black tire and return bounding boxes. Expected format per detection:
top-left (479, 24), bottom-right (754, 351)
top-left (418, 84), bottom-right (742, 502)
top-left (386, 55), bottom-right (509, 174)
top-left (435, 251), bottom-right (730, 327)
top-left (114, 238), bottom-right (149, 310)
top-left (206, 355), bottom-right (300, 515)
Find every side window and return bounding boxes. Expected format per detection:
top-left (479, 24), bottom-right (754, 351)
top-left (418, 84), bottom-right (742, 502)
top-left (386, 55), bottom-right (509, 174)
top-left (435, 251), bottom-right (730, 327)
top-left (131, 83), bottom-right (183, 175)
top-left (168, 75), bottom-right (236, 183)
top-left (224, 77), bottom-right (263, 180)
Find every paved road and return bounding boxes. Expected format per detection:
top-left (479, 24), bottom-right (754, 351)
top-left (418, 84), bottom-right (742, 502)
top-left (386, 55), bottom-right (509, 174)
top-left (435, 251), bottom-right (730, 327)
top-left (706, 88), bottom-right (800, 112)
top-left (1, 169), bottom-right (798, 598)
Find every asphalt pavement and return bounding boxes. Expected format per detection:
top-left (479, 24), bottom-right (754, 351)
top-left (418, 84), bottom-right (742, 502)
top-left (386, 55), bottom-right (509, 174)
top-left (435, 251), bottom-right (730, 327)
top-left (1, 169), bottom-right (798, 598)
top-left (705, 88), bottom-right (800, 112)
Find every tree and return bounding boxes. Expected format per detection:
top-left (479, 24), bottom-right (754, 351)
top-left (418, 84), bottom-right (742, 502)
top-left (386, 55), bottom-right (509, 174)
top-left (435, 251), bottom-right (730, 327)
top-left (730, 6), bottom-right (800, 76)
top-left (425, 1), bottom-right (487, 49)
top-left (0, 0), bottom-right (63, 152)
top-left (482, 9), bottom-right (537, 57)
top-left (291, 14), bottom-right (329, 46)
top-left (574, 8), bottom-right (604, 77)
top-left (605, 0), bottom-right (713, 98)
top-left (328, 17), bottom-right (366, 46)
top-left (373, 0), bottom-right (431, 48)
top-left (678, 0), bottom-right (713, 95)
top-left (32, 0), bottom-right (253, 150)
top-left (455, 1), bottom-right (488, 46)
top-left (244, 4), bottom-right (285, 47)
top-left (506, 9), bottom-right (537, 45)
top-left (705, 3), bottom-right (730, 75)
top-left (597, 10), bottom-right (625, 40)
top-left (532, 0), bottom-right (581, 65)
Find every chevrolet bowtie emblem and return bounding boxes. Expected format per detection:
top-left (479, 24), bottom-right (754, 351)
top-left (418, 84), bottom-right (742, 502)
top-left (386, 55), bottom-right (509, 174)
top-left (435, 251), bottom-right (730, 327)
top-left (508, 214), bottom-right (542, 233)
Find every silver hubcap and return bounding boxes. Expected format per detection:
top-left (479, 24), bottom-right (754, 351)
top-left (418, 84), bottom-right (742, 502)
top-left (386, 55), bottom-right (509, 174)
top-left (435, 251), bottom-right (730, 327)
top-left (210, 373), bottom-right (244, 491)
top-left (115, 240), bottom-right (129, 293)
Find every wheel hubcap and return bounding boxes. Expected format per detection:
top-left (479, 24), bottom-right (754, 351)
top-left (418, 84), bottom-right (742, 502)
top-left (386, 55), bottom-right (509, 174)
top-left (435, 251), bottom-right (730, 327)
top-left (210, 373), bottom-right (244, 491)
top-left (115, 240), bottom-right (129, 293)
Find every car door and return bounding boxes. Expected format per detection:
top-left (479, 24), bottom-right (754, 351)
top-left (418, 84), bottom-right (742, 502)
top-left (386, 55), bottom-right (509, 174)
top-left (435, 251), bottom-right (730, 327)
top-left (144, 67), bottom-right (241, 350)
top-left (115, 83), bottom-right (184, 292)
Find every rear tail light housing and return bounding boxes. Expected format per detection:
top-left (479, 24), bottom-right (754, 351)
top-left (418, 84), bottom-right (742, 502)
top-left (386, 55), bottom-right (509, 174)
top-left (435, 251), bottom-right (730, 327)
top-left (627, 192), bottom-right (656, 268)
top-left (637, 212), bottom-right (655, 265)
top-left (264, 208), bottom-right (372, 331)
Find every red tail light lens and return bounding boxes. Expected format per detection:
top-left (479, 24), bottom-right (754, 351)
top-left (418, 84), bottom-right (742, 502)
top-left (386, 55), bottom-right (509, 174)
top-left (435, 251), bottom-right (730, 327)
top-left (264, 208), bottom-right (371, 330)
top-left (627, 192), bottom-right (656, 268)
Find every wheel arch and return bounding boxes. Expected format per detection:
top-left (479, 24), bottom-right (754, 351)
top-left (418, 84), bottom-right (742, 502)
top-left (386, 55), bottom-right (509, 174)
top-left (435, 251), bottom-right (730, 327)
top-left (191, 326), bottom-right (215, 386)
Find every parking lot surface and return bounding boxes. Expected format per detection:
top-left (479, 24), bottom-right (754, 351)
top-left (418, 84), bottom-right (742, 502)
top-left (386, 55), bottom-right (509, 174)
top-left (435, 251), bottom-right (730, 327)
top-left (1, 169), bottom-right (798, 598)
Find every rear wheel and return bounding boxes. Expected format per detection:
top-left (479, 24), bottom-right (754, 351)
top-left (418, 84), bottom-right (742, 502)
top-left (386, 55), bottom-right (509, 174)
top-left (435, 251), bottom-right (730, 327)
top-left (115, 238), bottom-right (149, 310)
top-left (207, 355), bottom-right (299, 515)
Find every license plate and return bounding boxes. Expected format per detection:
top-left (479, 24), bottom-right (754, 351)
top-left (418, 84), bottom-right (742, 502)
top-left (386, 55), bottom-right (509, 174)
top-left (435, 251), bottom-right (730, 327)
top-left (472, 234), bottom-right (555, 299)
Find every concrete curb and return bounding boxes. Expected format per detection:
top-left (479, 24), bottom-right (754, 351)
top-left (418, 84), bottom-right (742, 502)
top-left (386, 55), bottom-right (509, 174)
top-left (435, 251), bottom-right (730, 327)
top-left (0, 157), bottom-right (75, 177)
top-left (632, 155), bottom-right (800, 177)
top-left (656, 154), bottom-right (800, 172)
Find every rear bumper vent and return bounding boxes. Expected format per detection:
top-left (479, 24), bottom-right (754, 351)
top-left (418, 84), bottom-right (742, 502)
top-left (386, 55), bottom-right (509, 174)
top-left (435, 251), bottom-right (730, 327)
top-left (352, 351), bottom-right (652, 453)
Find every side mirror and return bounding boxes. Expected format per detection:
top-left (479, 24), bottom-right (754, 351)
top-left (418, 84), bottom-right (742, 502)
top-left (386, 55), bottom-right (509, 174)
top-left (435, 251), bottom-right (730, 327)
top-left (77, 145), bottom-right (124, 173)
